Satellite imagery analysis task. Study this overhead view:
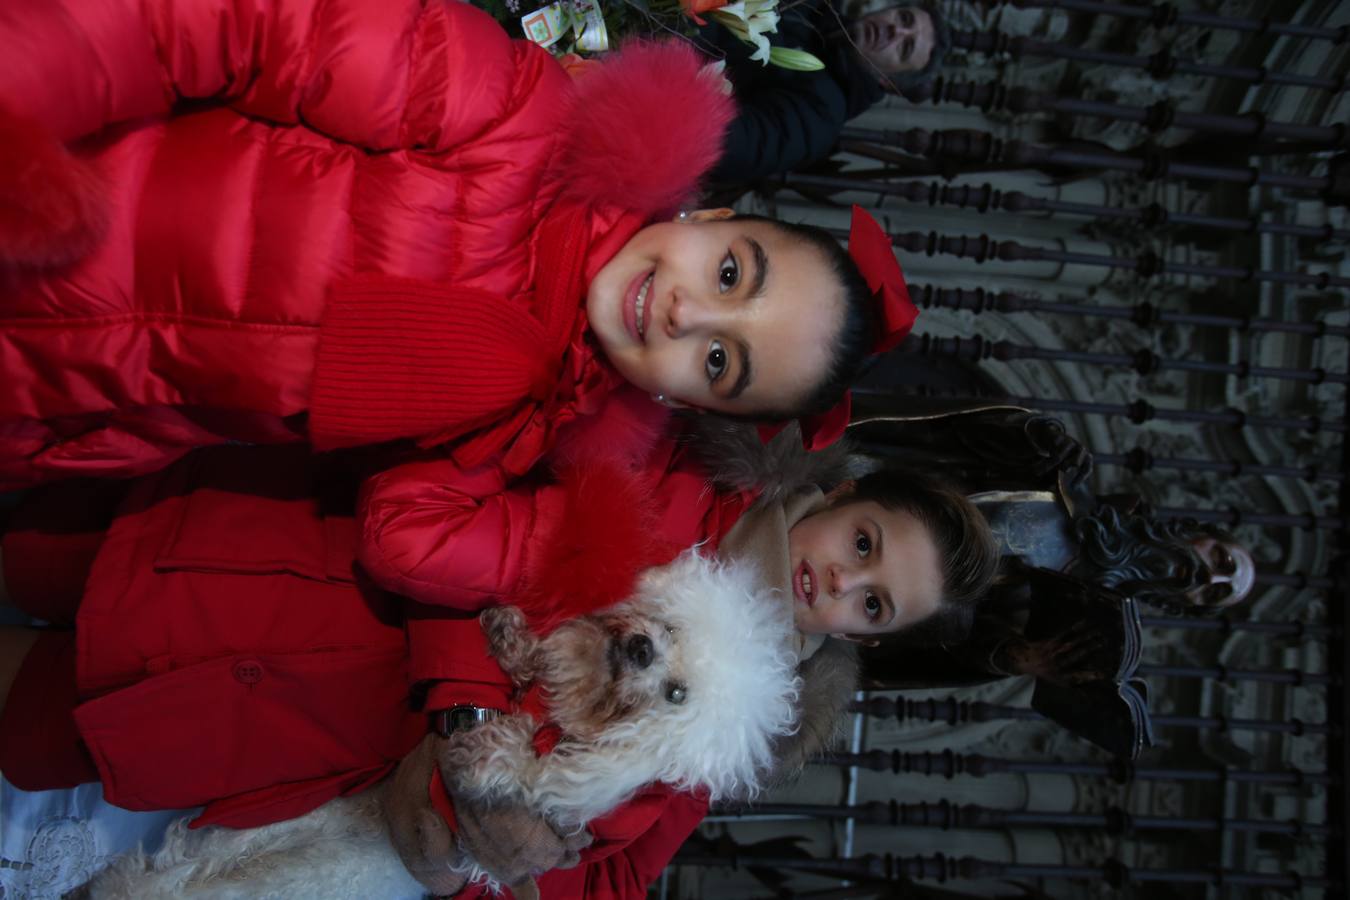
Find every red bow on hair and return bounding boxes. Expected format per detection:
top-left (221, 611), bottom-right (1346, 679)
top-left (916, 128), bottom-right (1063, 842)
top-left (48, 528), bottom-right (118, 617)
top-left (759, 206), bottom-right (918, 452)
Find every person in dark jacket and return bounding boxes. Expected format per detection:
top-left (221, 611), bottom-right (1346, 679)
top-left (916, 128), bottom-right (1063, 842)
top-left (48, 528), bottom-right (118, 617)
top-left (708, 0), bottom-right (950, 183)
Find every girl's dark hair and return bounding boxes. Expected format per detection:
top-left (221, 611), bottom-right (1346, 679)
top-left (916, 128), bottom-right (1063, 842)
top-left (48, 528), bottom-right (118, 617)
top-left (845, 467), bottom-right (1001, 645)
top-left (731, 215), bottom-right (876, 420)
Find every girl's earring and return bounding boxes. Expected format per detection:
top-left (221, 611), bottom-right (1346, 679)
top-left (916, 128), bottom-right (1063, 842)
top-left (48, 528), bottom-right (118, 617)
top-left (653, 393), bottom-right (667, 405)
top-left (676, 211), bottom-right (690, 222)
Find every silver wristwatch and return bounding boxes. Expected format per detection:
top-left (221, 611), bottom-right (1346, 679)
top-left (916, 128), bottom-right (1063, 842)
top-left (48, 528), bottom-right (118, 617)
top-left (432, 705), bottom-right (502, 737)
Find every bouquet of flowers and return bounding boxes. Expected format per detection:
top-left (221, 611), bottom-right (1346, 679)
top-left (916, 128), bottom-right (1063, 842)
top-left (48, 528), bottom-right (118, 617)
top-left (481, 0), bottom-right (824, 70)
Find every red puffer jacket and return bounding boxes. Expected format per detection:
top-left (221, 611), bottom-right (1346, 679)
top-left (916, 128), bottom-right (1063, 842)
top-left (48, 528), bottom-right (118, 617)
top-left (0, 0), bottom-right (733, 489)
top-left (3, 443), bottom-right (728, 899)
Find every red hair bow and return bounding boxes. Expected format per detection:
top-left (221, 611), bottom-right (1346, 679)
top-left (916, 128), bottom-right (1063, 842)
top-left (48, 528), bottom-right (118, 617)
top-left (760, 206), bottom-right (918, 452)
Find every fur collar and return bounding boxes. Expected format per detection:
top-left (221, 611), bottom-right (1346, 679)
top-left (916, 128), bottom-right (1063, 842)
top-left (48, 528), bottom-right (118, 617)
top-left (546, 385), bottom-right (672, 473)
top-left (554, 41), bottom-right (735, 218)
top-left (684, 417), bottom-right (868, 506)
top-left (765, 638), bottom-right (858, 787)
top-left (0, 103), bottom-right (108, 269)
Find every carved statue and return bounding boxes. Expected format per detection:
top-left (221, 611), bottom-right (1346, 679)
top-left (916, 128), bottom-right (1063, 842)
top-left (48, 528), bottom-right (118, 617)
top-left (1072, 501), bottom-right (1254, 615)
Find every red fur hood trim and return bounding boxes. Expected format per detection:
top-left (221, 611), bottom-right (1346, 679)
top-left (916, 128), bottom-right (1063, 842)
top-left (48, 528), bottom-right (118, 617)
top-left (546, 385), bottom-right (672, 471)
top-left (516, 459), bottom-right (678, 635)
top-left (0, 104), bottom-right (108, 269)
top-left (515, 393), bottom-right (677, 633)
top-left (556, 41), bottom-right (735, 218)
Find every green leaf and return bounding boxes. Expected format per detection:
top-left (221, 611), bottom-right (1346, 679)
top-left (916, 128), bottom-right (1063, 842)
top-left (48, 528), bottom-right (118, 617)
top-left (768, 46), bottom-right (824, 70)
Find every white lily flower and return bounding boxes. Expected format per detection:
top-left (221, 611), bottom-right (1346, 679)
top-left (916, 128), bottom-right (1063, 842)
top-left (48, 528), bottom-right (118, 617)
top-left (710, 1), bottom-right (779, 65)
top-left (718, 0), bottom-right (783, 37)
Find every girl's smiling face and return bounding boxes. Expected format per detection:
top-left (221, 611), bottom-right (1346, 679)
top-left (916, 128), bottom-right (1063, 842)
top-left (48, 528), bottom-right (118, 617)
top-left (787, 499), bottom-right (943, 637)
top-left (585, 211), bottom-right (844, 416)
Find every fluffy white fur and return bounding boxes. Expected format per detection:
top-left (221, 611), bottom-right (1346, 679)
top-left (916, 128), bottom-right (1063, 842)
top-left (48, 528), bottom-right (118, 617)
top-left (461, 550), bottom-right (801, 829)
top-left (79, 551), bottom-right (800, 899)
top-left (81, 784), bottom-right (423, 899)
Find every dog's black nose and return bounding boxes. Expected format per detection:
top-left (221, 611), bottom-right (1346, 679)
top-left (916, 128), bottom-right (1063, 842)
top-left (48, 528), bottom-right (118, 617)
top-left (625, 634), bottom-right (654, 669)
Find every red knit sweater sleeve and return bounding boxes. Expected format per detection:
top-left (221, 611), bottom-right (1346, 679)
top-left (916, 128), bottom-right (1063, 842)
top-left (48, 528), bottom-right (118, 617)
top-left (310, 276), bottom-right (554, 450)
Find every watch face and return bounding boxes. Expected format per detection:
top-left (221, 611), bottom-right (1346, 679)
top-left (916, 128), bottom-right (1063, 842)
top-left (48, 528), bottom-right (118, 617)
top-left (433, 706), bottom-right (499, 736)
top-left (449, 708), bottom-right (479, 732)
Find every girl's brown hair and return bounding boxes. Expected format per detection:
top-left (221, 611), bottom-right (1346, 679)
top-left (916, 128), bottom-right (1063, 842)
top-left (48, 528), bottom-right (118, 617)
top-left (844, 467), bottom-right (1000, 645)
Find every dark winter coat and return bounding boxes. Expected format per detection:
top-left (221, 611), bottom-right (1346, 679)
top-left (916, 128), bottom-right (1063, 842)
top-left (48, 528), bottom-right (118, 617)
top-left (705, 0), bottom-right (885, 183)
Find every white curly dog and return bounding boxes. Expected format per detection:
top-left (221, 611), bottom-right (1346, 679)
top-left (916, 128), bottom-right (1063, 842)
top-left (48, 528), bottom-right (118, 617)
top-left (82, 550), bottom-right (801, 899)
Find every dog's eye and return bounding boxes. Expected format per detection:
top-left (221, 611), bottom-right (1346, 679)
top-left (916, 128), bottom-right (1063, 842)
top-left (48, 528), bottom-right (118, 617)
top-left (664, 624), bottom-right (676, 635)
top-left (665, 683), bottom-right (687, 705)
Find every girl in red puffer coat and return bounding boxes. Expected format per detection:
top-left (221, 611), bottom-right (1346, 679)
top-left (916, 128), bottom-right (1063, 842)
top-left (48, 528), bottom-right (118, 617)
top-left (0, 441), bottom-right (743, 900)
top-left (0, 432), bottom-right (846, 900)
top-left (0, 0), bottom-right (885, 491)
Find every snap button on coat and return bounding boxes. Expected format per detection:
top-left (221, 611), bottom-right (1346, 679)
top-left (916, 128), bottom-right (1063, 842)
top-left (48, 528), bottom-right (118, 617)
top-left (233, 660), bottom-right (264, 684)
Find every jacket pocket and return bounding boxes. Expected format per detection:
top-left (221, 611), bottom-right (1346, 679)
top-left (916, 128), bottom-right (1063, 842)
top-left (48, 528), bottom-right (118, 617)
top-left (151, 447), bottom-right (357, 584)
top-left (74, 645), bottom-right (422, 812)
